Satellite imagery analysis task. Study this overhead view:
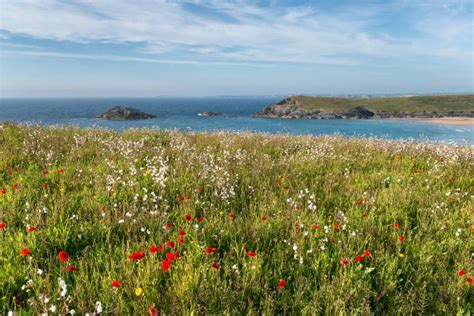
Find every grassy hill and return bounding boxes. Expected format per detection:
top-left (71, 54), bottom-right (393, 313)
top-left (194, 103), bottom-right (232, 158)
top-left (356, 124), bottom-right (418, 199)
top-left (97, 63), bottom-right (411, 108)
top-left (0, 124), bottom-right (472, 314)
top-left (292, 94), bottom-right (474, 113)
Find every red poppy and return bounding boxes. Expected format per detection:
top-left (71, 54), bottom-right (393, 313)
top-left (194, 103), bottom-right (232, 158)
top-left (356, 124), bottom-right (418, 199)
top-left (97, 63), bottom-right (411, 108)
top-left (58, 250), bottom-right (70, 262)
top-left (312, 224), bottom-right (320, 230)
top-left (0, 188), bottom-right (6, 195)
top-left (27, 226), bottom-right (36, 233)
top-left (339, 259), bottom-right (349, 265)
top-left (166, 252), bottom-right (176, 262)
top-left (67, 265), bottom-right (78, 272)
top-left (467, 277), bottom-right (473, 285)
top-left (355, 255), bottom-right (364, 263)
top-left (184, 214), bottom-right (192, 222)
top-left (177, 237), bottom-right (184, 244)
top-left (278, 279), bottom-right (286, 289)
top-left (178, 230), bottom-right (186, 236)
top-left (284, 185), bottom-right (289, 191)
top-left (205, 247), bottom-right (217, 254)
top-left (149, 245), bottom-right (160, 253)
top-left (178, 196), bottom-right (184, 202)
top-left (212, 260), bottom-right (220, 271)
top-left (363, 251), bottom-right (372, 257)
top-left (165, 241), bottom-right (175, 249)
top-left (229, 213), bottom-right (235, 220)
top-left (128, 251), bottom-right (146, 260)
top-left (111, 280), bottom-right (121, 288)
top-left (186, 195), bottom-right (191, 201)
top-left (357, 198), bottom-right (364, 206)
top-left (246, 251), bottom-right (256, 258)
top-left (399, 236), bottom-right (405, 242)
top-left (458, 269), bottom-right (466, 277)
top-left (57, 168), bottom-right (64, 174)
top-left (161, 259), bottom-right (171, 272)
top-left (393, 222), bottom-right (401, 229)
top-left (261, 215), bottom-right (267, 222)
top-left (0, 222), bottom-right (6, 229)
top-left (148, 305), bottom-right (158, 316)
top-left (166, 223), bottom-right (174, 229)
top-left (42, 169), bottom-right (49, 175)
top-left (197, 216), bottom-right (204, 223)
top-left (333, 223), bottom-right (340, 230)
top-left (13, 183), bottom-right (19, 190)
top-left (20, 248), bottom-right (31, 257)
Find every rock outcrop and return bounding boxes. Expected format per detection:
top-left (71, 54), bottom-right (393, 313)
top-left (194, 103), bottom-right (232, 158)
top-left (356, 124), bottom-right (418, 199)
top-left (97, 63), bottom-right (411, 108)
top-left (97, 106), bottom-right (156, 120)
top-left (198, 111), bottom-right (222, 117)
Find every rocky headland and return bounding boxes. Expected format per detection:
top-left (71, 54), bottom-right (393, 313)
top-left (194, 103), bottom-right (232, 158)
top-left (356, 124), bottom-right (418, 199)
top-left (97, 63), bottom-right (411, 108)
top-left (252, 95), bottom-right (474, 120)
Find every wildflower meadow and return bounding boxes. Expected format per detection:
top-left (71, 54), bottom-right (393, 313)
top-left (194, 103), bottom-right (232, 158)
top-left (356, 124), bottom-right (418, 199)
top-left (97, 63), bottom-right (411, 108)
top-left (0, 123), bottom-right (472, 314)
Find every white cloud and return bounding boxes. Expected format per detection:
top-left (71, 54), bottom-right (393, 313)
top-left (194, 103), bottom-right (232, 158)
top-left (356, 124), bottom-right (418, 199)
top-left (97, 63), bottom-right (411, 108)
top-left (0, 0), bottom-right (471, 65)
top-left (0, 49), bottom-right (277, 66)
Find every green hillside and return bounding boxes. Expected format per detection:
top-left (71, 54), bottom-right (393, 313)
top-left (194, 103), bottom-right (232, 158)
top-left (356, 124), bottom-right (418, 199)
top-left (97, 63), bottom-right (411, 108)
top-left (293, 95), bottom-right (474, 113)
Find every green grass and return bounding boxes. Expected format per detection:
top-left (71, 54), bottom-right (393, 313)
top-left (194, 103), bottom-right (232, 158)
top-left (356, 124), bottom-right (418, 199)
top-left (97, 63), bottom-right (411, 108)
top-left (290, 94), bottom-right (474, 113)
top-left (0, 123), bottom-right (473, 314)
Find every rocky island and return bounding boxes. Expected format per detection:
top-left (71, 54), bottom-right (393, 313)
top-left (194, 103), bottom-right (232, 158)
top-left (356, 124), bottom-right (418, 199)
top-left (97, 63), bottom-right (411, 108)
top-left (97, 106), bottom-right (156, 120)
top-left (253, 95), bottom-right (474, 120)
top-left (198, 111), bottom-right (222, 117)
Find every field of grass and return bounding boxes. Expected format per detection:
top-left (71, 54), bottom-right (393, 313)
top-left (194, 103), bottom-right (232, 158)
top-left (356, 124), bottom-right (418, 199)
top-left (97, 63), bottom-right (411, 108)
top-left (0, 123), bottom-right (473, 314)
top-left (292, 95), bottom-right (474, 113)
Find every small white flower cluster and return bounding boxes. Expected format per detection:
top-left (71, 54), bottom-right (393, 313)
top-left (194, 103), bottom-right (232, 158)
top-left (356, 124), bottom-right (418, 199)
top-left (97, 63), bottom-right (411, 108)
top-left (59, 279), bottom-right (67, 297)
top-left (21, 279), bottom-right (33, 290)
top-left (85, 301), bottom-right (103, 315)
top-left (343, 168), bottom-right (351, 179)
top-left (307, 195), bottom-right (317, 212)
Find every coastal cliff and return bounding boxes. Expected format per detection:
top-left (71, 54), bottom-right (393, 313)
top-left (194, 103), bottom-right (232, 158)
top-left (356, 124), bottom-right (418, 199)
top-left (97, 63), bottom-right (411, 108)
top-left (253, 95), bottom-right (474, 119)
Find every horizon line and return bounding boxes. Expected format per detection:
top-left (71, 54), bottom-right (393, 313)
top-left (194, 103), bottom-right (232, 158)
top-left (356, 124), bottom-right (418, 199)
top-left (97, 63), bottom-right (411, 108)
top-left (1, 92), bottom-right (473, 99)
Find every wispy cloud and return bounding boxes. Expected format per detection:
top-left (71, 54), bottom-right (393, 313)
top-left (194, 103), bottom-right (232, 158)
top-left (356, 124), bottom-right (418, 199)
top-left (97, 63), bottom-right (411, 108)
top-left (0, 0), bottom-right (472, 65)
top-left (0, 49), bottom-right (276, 67)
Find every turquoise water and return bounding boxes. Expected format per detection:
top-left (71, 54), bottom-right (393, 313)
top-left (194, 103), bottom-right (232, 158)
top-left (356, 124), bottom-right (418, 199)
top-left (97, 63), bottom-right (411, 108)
top-left (0, 97), bottom-right (472, 144)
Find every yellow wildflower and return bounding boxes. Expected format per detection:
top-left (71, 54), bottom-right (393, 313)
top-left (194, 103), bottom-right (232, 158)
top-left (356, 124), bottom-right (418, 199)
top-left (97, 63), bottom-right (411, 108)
top-left (135, 287), bottom-right (143, 296)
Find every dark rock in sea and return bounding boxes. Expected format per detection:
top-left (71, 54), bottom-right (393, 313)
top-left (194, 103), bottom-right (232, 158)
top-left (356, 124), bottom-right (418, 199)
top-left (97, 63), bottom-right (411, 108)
top-left (97, 106), bottom-right (156, 120)
top-left (198, 111), bottom-right (222, 117)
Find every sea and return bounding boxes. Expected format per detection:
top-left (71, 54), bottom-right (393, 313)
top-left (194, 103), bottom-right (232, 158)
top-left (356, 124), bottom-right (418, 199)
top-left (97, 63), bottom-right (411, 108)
top-left (0, 97), bottom-right (472, 144)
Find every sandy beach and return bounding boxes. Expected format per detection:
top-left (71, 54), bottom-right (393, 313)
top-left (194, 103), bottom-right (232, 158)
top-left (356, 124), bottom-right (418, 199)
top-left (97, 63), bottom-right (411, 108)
top-left (390, 117), bottom-right (474, 126)
top-left (412, 117), bottom-right (474, 126)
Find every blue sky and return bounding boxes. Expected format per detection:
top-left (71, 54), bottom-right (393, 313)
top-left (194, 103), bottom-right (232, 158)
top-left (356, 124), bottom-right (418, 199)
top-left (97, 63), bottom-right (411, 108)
top-left (0, 0), bottom-right (472, 97)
